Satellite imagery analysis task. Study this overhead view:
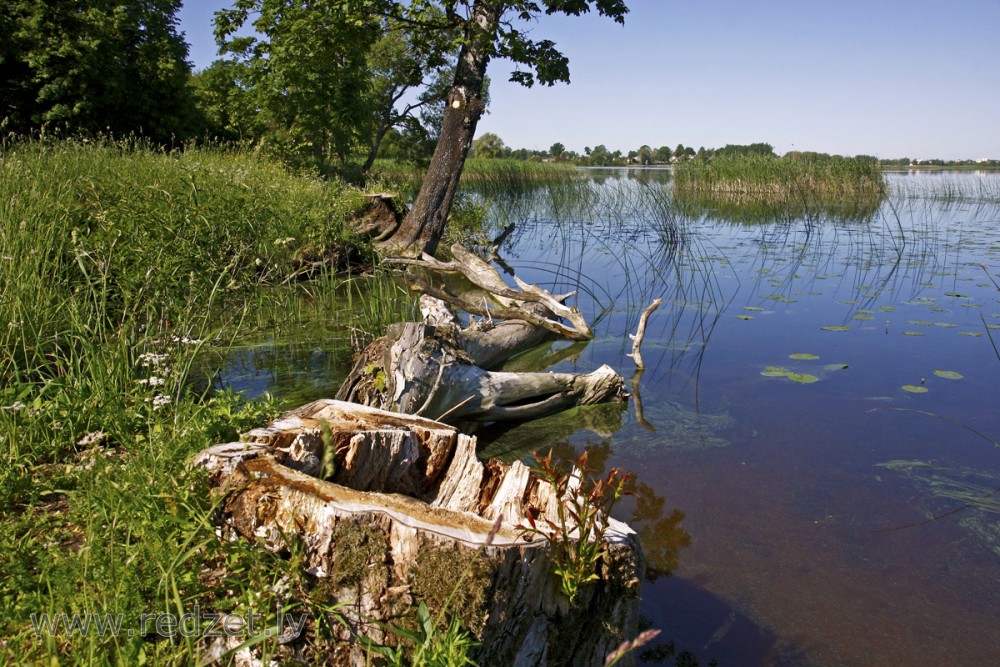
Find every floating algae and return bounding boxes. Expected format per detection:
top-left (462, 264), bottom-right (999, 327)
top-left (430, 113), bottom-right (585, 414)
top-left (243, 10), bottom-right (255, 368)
top-left (877, 460), bottom-right (1000, 559)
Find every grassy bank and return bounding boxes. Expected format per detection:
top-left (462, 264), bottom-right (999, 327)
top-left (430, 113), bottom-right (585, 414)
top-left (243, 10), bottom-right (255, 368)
top-left (674, 154), bottom-right (887, 207)
top-left (0, 140), bottom-right (375, 664)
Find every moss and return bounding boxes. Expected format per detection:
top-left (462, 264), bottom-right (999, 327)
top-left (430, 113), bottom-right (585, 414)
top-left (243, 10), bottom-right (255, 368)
top-left (409, 537), bottom-right (494, 635)
top-left (330, 519), bottom-right (389, 591)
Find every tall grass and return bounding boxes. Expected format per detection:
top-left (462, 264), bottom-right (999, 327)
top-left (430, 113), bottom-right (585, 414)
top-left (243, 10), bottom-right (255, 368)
top-left (369, 157), bottom-right (574, 191)
top-left (674, 154), bottom-right (887, 213)
top-left (0, 139), bottom-right (372, 664)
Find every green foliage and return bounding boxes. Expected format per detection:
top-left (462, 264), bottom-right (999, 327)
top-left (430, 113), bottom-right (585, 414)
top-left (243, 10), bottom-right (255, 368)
top-left (2, 0), bottom-right (199, 142)
top-left (0, 140), bottom-right (372, 663)
top-left (211, 2), bottom-right (458, 175)
top-left (214, 0), bottom-right (380, 172)
top-left (519, 449), bottom-right (634, 605)
top-left (367, 601), bottom-right (479, 667)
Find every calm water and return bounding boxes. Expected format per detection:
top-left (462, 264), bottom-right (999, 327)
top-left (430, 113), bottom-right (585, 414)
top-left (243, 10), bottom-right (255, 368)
top-left (217, 169), bottom-right (1000, 666)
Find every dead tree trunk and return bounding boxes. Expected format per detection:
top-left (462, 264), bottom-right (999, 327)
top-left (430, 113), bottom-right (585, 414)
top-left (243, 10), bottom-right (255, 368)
top-left (193, 400), bottom-right (644, 666)
top-left (337, 245), bottom-right (624, 423)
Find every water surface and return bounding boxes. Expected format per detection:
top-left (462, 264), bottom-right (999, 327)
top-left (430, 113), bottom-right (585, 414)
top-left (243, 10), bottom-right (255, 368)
top-left (217, 169), bottom-right (1000, 666)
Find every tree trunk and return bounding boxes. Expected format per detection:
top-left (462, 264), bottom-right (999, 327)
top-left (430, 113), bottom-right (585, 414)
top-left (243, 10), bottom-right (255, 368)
top-left (378, 1), bottom-right (500, 257)
top-left (193, 400), bottom-right (644, 667)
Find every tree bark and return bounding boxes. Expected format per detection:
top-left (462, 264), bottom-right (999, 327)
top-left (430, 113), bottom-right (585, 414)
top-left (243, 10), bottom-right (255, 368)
top-left (378, 1), bottom-right (501, 257)
top-left (193, 399), bottom-right (644, 667)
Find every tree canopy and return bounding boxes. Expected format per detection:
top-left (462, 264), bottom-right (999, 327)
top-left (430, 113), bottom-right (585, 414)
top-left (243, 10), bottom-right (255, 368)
top-left (1, 0), bottom-right (198, 142)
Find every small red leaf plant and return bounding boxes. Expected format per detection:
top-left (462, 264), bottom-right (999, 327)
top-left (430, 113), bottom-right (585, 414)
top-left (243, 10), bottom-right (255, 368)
top-left (518, 448), bottom-right (635, 606)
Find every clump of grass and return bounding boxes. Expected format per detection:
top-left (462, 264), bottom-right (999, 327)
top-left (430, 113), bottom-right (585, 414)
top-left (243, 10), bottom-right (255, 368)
top-left (674, 153), bottom-right (887, 214)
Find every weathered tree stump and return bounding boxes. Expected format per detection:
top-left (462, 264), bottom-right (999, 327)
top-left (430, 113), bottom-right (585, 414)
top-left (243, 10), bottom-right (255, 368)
top-left (194, 400), bottom-right (644, 666)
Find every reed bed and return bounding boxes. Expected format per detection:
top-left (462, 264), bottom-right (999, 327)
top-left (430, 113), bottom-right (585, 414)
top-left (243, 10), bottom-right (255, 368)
top-left (674, 154), bottom-right (887, 205)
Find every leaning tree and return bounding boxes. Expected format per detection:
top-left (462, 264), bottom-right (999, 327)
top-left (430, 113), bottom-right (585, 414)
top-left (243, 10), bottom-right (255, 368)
top-left (374, 0), bottom-right (630, 257)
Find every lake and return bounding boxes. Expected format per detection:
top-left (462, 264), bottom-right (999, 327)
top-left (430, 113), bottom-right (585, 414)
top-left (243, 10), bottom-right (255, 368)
top-left (212, 168), bottom-right (1000, 666)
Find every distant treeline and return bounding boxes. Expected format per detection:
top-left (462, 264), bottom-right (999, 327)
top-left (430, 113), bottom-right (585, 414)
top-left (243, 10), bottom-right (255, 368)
top-left (471, 137), bottom-right (1000, 170)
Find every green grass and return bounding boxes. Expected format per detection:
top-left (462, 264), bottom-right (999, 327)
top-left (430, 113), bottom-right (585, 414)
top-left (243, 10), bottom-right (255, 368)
top-left (674, 153), bottom-right (887, 213)
top-left (369, 157), bottom-right (574, 189)
top-left (0, 138), bottom-right (376, 664)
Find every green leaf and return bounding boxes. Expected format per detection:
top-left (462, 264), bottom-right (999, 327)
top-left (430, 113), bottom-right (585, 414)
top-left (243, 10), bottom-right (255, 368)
top-left (821, 325), bottom-right (851, 332)
top-left (903, 331), bottom-right (924, 336)
top-left (788, 353), bottom-right (819, 360)
top-left (824, 363), bottom-right (849, 371)
top-left (736, 314), bottom-right (754, 320)
top-left (932, 370), bottom-right (963, 380)
top-left (787, 373), bottom-right (820, 384)
top-left (901, 385), bottom-right (928, 394)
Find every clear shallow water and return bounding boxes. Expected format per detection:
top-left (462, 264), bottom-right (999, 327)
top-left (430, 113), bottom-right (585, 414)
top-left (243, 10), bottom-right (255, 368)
top-left (216, 169), bottom-right (1000, 666)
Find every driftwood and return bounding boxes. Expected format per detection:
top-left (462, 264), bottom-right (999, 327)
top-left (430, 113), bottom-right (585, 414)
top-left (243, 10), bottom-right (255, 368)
top-left (386, 243), bottom-right (594, 340)
top-left (338, 246), bottom-right (626, 424)
top-left (337, 321), bottom-right (625, 424)
top-left (194, 400), bottom-right (644, 666)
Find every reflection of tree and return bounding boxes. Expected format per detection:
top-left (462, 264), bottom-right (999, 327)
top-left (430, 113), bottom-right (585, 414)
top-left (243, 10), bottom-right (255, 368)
top-left (632, 482), bottom-right (692, 579)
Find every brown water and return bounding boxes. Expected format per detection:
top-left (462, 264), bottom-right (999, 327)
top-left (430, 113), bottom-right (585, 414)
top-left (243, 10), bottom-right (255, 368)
top-left (216, 169), bottom-right (1000, 666)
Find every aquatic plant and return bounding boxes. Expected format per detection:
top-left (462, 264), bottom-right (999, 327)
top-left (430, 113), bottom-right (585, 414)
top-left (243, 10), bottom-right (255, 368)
top-left (519, 449), bottom-right (634, 605)
top-left (674, 154), bottom-right (887, 224)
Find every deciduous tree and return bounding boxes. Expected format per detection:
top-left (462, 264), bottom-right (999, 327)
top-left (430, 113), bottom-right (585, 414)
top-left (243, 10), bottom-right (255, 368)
top-left (3, 0), bottom-right (197, 142)
top-left (377, 0), bottom-right (630, 257)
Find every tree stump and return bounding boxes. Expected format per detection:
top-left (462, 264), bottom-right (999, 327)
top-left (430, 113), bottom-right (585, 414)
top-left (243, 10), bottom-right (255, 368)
top-left (194, 400), bottom-right (644, 666)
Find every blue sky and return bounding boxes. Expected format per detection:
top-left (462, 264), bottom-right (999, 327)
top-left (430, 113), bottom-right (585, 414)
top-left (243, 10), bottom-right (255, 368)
top-left (178, 0), bottom-right (1000, 160)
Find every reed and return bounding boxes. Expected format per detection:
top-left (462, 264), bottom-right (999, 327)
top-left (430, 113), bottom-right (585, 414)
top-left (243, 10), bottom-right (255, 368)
top-left (674, 154), bottom-right (887, 209)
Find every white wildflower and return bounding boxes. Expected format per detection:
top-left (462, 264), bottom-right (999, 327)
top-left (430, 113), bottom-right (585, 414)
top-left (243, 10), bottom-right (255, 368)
top-left (76, 431), bottom-right (107, 447)
top-left (2, 401), bottom-right (26, 411)
top-left (151, 394), bottom-right (172, 410)
top-left (137, 352), bottom-right (169, 367)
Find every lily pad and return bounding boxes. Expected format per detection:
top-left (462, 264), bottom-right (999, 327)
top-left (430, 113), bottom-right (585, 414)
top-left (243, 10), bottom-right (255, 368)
top-left (853, 315), bottom-right (874, 321)
top-left (789, 353), bottom-right (820, 360)
top-left (760, 366), bottom-right (791, 378)
top-left (934, 322), bottom-right (958, 328)
top-left (787, 373), bottom-right (820, 384)
top-left (878, 305), bottom-right (897, 312)
top-left (736, 315), bottom-right (754, 320)
top-left (743, 306), bottom-right (765, 312)
top-left (821, 325), bottom-right (851, 332)
top-left (901, 385), bottom-right (929, 394)
top-left (958, 331), bottom-right (983, 337)
top-left (824, 363), bottom-right (849, 371)
top-left (933, 370), bottom-right (964, 380)
top-left (907, 320), bottom-right (933, 326)
top-left (903, 331), bottom-right (924, 336)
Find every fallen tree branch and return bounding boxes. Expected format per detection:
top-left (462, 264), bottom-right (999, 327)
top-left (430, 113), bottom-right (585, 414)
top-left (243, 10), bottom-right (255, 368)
top-left (385, 243), bottom-right (593, 340)
top-left (628, 298), bottom-right (663, 369)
